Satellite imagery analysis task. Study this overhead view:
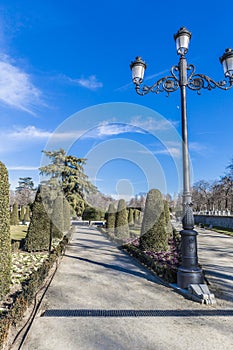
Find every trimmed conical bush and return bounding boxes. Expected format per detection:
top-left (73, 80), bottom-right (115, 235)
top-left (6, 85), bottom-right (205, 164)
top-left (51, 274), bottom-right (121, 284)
top-left (106, 203), bottom-right (116, 234)
top-left (0, 162), bottom-right (12, 298)
top-left (140, 189), bottom-right (168, 251)
top-left (25, 186), bottom-right (51, 251)
top-left (51, 194), bottom-right (64, 239)
top-left (115, 199), bottom-right (129, 239)
top-left (63, 198), bottom-right (71, 232)
top-left (10, 202), bottom-right (19, 225)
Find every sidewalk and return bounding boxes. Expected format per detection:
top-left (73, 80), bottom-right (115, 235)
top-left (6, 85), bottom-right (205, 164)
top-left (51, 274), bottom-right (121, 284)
top-left (197, 228), bottom-right (233, 304)
top-left (21, 225), bottom-right (233, 350)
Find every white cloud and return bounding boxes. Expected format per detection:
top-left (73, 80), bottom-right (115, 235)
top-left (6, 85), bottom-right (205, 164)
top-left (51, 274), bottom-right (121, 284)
top-left (0, 55), bottom-right (42, 115)
top-left (189, 142), bottom-right (207, 154)
top-left (11, 126), bottom-right (51, 139)
top-left (63, 74), bottom-right (103, 90)
top-left (130, 116), bottom-right (179, 132)
top-left (96, 122), bottom-right (145, 137)
top-left (7, 165), bottom-right (39, 171)
top-left (153, 147), bottom-right (181, 158)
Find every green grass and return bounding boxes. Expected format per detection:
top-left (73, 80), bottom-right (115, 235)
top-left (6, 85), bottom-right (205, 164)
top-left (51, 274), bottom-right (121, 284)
top-left (210, 226), bottom-right (233, 237)
top-left (10, 225), bottom-right (28, 240)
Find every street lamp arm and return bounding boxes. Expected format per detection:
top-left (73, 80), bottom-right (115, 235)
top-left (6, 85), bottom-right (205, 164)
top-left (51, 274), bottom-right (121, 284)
top-left (135, 65), bottom-right (180, 96)
top-left (187, 70), bottom-right (233, 93)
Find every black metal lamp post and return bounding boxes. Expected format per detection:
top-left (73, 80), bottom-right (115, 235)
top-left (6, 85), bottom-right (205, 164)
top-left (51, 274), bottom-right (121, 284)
top-left (130, 27), bottom-right (233, 289)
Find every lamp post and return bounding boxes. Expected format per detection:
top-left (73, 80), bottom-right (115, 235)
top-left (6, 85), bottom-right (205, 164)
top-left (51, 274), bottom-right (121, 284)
top-left (130, 27), bottom-right (233, 289)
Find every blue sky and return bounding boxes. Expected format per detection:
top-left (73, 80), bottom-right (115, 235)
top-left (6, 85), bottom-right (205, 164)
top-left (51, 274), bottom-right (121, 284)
top-left (0, 0), bottom-right (232, 200)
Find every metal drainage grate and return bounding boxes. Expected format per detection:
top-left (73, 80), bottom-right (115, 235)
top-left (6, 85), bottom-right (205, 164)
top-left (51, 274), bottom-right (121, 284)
top-left (42, 309), bottom-right (233, 318)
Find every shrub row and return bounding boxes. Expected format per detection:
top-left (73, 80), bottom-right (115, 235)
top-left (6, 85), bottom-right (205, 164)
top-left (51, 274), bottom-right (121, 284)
top-left (0, 234), bottom-right (70, 349)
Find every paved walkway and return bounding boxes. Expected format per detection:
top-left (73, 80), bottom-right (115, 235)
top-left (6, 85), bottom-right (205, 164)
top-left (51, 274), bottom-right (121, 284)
top-left (21, 224), bottom-right (233, 350)
top-left (197, 228), bottom-right (233, 304)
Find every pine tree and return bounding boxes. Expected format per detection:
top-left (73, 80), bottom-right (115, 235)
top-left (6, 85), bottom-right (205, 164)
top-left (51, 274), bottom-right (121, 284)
top-left (51, 194), bottom-right (64, 239)
top-left (10, 202), bottom-right (19, 225)
top-left (0, 162), bottom-right (12, 298)
top-left (140, 189), bottom-right (168, 251)
top-left (106, 203), bottom-right (116, 234)
top-left (115, 199), bottom-right (129, 239)
top-left (25, 186), bottom-right (51, 251)
top-left (40, 149), bottom-right (97, 216)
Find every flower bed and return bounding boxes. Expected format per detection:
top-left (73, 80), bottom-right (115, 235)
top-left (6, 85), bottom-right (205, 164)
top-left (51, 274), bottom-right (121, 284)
top-left (0, 235), bottom-right (70, 349)
top-left (122, 237), bottom-right (181, 284)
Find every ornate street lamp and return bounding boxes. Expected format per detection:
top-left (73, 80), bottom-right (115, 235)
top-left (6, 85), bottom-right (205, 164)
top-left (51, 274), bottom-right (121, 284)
top-left (130, 27), bottom-right (233, 289)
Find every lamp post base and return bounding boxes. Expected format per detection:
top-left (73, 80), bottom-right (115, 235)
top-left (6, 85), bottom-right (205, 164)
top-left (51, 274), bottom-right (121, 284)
top-left (177, 267), bottom-right (204, 289)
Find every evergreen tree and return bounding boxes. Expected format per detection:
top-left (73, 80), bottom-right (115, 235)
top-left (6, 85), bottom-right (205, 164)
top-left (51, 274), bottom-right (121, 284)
top-left (0, 162), bottom-right (12, 298)
top-left (63, 198), bottom-right (71, 232)
top-left (51, 194), bottom-right (64, 239)
top-left (106, 203), bottom-right (116, 234)
top-left (115, 199), bottom-right (129, 239)
top-left (82, 206), bottom-right (101, 221)
top-left (164, 200), bottom-right (173, 238)
top-left (15, 177), bottom-right (36, 206)
top-left (25, 186), bottom-right (51, 251)
top-left (140, 189), bottom-right (168, 251)
top-left (20, 206), bottom-right (25, 222)
top-left (10, 202), bottom-right (19, 225)
top-left (128, 208), bottom-right (134, 226)
top-left (24, 205), bottom-right (31, 222)
top-left (40, 149), bottom-right (97, 215)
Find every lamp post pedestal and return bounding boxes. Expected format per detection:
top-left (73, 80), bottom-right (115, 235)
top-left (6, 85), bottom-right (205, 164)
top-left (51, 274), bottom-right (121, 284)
top-left (177, 205), bottom-right (204, 289)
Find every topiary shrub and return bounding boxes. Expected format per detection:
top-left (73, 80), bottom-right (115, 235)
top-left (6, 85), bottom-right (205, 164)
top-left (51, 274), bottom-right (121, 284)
top-left (106, 203), bottom-right (116, 234)
top-left (25, 186), bottom-right (51, 252)
top-left (115, 199), bottom-right (129, 239)
top-left (140, 189), bottom-right (168, 251)
top-left (0, 161), bottom-right (12, 299)
top-left (63, 198), bottom-right (71, 232)
top-left (82, 206), bottom-right (101, 221)
top-left (20, 206), bottom-right (25, 222)
top-left (24, 205), bottom-right (31, 222)
top-left (128, 208), bottom-right (134, 226)
top-left (51, 194), bottom-right (64, 239)
top-left (10, 202), bottom-right (19, 225)
top-left (164, 200), bottom-right (173, 238)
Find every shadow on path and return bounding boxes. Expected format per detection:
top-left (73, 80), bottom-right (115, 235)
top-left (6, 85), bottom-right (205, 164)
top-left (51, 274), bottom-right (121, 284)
top-left (65, 254), bottom-right (157, 283)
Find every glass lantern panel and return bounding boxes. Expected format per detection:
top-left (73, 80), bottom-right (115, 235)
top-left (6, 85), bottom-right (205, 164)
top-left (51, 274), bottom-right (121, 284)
top-left (176, 34), bottom-right (190, 54)
top-left (224, 56), bottom-right (233, 77)
top-left (132, 65), bottom-right (145, 82)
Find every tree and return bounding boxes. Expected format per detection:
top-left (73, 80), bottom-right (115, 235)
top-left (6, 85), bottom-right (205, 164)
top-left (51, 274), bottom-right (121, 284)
top-left (106, 203), bottom-right (116, 234)
top-left (51, 194), bottom-right (64, 239)
top-left (10, 202), bottom-right (19, 225)
top-left (0, 161), bottom-right (12, 298)
top-left (82, 206), bottom-right (102, 221)
top-left (20, 206), bottom-right (25, 222)
top-left (40, 149), bottom-right (97, 215)
top-left (25, 186), bottom-right (51, 251)
top-left (128, 208), bottom-right (134, 226)
top-left (140, 189), bottom-right (168, 251)
top-left (24, 205), bottom-right (31, 222)
top-left (115, 199), bottom-right (129, 239)
top-left (63, 199), bottom-right (71, 232)
top-left (164, 200), bottom-right (173, 238)
top-left (15, 177), bottom-right (36, 206)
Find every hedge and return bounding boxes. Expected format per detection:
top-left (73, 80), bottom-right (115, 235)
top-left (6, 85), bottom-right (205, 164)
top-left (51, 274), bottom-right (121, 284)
top-left (0, 162), bottom-right (12, 299)
top-left (0, 234), bottom-right (70, 349)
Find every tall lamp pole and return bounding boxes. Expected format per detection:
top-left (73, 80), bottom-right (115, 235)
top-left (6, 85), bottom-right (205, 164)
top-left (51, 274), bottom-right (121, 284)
top-left (130, 27), bottom-right (233, 289)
